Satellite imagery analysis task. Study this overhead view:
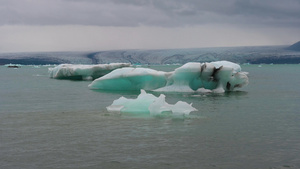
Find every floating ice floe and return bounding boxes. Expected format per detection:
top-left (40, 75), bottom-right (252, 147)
top-left (49, 63), bottom-right (131, 80)
top-left (5, 64), bottom-right (22, 68)
top-left (89, 61), bottom-right (249, 92)
top-left (106, 90), bottom-right (197, 116)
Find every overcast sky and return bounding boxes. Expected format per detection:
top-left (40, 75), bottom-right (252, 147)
top-left (1, 0), bottom-right (300, 52)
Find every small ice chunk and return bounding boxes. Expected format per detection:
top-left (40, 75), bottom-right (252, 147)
top-left (106, 90), bottom-right (197, 116)
top-left (212, 85), bottom-right (225, 93)
top-left (171, 101), bottom-right (197, 115)
top-left (106, 105), bottom-right (124, 113)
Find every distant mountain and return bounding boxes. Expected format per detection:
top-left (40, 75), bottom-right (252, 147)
top-left (1, 45), bottom-right (300, 65)
top-left (286, 41), bottom-right (300, 51)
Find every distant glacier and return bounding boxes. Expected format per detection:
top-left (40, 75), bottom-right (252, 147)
top-left (1, 45), bottom-right (300, 65)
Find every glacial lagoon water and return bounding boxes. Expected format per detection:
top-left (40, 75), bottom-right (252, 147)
top-left (1, 64), bottom-right (300, 169)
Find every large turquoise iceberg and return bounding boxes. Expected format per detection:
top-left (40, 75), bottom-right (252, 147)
top-left (89, 61), bottom-right (249, 92)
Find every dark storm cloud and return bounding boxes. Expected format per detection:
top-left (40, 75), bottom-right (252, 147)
top-left (1, 0), bottom-right (300, 27)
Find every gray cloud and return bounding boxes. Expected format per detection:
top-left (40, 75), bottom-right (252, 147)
top-left (1, 0), bottom-right (300, 27)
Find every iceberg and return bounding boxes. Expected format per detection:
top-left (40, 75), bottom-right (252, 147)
top-left (89, 67), bottom-right (169, 90)
top-left (106, 90), bottom-right (197, 116)
top-left (49, 63), bottom-right (131, 80)
top-left (89, 61), bottom-right (249, 92)
top-left (5, 64), bottom-right (22, 68)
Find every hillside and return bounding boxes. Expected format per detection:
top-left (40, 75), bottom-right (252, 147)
top-left (286, 41), bottom-right (300, 51)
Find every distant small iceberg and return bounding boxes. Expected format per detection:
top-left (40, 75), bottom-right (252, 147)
top-left (49, 63), bottom-right (131, 80)
top-left (7, 65), bottom-right (20, 68)
top-left (89, 61), bottom-right (249, 92)
top-left (107, 90), bottom-right (197, 116)
top-left (5, 64), bottom-right (22, 68)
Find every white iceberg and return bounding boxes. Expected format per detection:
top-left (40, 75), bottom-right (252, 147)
top-left (106, 90), bottom-right (197, 116)
top-left (154, 61), bottom-right (248, 92)
top-left (89, 61), bottom-right (249, 92)
top-left (49, 63), bottom-right (131, 80)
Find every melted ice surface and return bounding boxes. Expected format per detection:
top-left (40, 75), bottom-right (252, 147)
top-left (49, 63), bottom-right (131, 80)
top-left (106, 90), bottom-right (197, 116)
top-left (89, 61), bottom-right (249, 92)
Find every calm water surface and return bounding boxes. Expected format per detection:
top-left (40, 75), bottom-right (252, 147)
top-left (0, 64), bottom-right (300, 169)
